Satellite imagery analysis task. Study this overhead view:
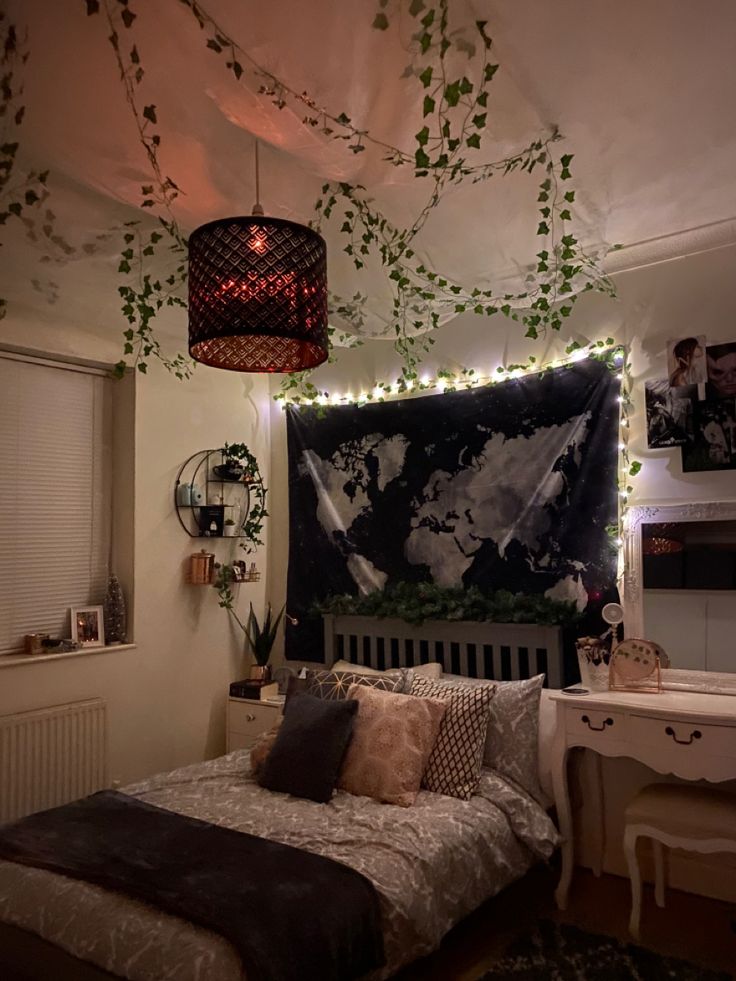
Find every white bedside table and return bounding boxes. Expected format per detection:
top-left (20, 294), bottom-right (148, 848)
top-left (226, 697), bottom-right (283, 752)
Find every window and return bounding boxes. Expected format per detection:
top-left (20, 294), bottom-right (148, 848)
top-left (0, 353), bottom-right (112, 655)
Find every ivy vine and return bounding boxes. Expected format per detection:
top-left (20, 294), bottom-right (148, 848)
top-left (81, 0), bottom-right (616, 392)
top-left (315, 581), bottom-right (583, 627)
top-left (221, 442), bottom-right (268, 552)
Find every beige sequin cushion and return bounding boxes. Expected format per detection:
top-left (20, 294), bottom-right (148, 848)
top-left (338, 684), bottom-right (446, 807)
top-left (249, 719), bottom-right (282, 782)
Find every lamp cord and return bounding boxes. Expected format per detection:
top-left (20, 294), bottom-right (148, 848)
top-left (252, 138), bottom-right (264, 216)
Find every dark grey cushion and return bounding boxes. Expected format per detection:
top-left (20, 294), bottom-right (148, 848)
top-left (259, 692), bottom-right (358, 803)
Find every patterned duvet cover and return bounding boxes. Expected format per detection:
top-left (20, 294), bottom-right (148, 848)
top-left (0, 750), bottom-right (559, 980)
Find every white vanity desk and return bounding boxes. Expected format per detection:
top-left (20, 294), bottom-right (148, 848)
top-left (550, 687), bottom-right (736, 908)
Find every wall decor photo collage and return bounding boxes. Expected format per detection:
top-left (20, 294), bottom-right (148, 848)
top-left (645, 337), bottom-right (736, 472)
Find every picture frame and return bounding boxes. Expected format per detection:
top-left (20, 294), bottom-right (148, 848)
top-left (71, 605), bottom-right (105, 648)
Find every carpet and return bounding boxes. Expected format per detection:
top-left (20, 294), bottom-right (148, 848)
top-left (478, 920), bottom-right (733, 980)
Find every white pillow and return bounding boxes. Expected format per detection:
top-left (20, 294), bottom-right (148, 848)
top-left (331, 658), bottom-right (442, 680)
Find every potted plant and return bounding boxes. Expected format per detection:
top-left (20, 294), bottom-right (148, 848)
top-left (223, 516), bottom-right (238, 537)
top-left (244, 603), bottom-right (285, 682)
top-left (215, 564), bottom-right (284, 679)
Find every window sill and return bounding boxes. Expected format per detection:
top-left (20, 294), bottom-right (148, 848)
top-left (0, 643), bottom-right (137, 669)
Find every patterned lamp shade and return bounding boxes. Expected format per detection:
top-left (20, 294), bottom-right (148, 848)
top-left (188, 215), bottom-right (328, 372)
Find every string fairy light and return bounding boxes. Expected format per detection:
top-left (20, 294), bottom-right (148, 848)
top-left (276, 336), bottom-right (640, 590)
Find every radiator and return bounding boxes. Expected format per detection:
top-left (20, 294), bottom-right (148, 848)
top-left (0, 699), bottom-right (107, 824)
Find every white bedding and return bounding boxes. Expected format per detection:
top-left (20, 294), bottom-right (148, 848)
top-left (0, 749), bottom-right (559, 980)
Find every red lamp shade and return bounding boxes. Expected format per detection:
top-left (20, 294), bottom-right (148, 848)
top-left (188, 215), bottom-right (328, 372)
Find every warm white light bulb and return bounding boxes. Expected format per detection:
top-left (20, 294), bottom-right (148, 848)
top-left (570, 349), bottom-right (587, 363)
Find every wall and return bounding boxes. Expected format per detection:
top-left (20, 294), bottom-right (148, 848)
top-left (0, 323), bottom-right (271, 785)
top-left (267, 242), bottom-right (736, 900)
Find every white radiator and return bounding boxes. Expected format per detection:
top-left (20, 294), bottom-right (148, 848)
top-left (0, 698), bottom-right (108, 823)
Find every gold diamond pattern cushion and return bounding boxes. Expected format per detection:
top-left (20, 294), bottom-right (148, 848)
top-left (338, 685), bottom-right (447, 807)
top-left (306, 669), bottom-right (406, 700)
top-left (409, 676), bottom-right (496, 800)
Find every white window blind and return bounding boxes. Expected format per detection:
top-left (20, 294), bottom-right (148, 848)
top-left (0, 355), bottom-right (112, 656)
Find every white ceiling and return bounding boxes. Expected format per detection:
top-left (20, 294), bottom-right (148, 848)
top-left (2, 0), bottom-right (735, 359)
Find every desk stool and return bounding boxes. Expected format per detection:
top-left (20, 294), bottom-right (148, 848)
top-left (623, 783), bottom-right (736, 939)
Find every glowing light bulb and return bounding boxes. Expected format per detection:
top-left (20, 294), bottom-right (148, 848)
top-left (570, 349), bottom-right (587, 363)
top-left (437, 379), bottom-right (447, 392)
top-left (614, 351), bottom-right (624, 363)
top-left (331, 392), bottom-right (341, 405)
top-left (373, 385), bottom-right (383, 399)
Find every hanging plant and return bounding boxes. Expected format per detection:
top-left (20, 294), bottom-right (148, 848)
top-left (220, 442), bottom-right (268, 552)
top-left (81, 0), bottom-right (616, 389)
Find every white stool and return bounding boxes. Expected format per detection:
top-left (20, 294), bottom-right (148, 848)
top-left (623, 783), bottom-right (736, 939)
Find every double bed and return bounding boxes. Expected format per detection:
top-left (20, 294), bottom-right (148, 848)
top-left (0, 690), bottom-right (559, 980)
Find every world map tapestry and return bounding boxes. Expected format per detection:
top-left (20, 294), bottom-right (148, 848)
top-left (285, 358), bottom-right (620, 662)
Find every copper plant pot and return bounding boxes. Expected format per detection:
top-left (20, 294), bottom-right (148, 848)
top-left (248, 664), bottom-right (272, 683)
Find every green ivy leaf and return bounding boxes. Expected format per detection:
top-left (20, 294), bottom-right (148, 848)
top-left (415, 126), bottom-right (430, 146)
top-left (372, 12), bottom-right (389, 30)
top-left (419, 66), bottom-right (432, 88)
top-left (142, 105), bottom-right (157, 124)
top-left (423, 95), bottom-right (435, 117)
top-left (444, 81), bottom-right (461, 106)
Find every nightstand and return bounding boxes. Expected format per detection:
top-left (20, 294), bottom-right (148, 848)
top-left (226, 697), bottom-right (283, 752)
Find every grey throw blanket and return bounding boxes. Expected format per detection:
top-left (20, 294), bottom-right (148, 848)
top-left (0, 790), bottom-right (384, 981)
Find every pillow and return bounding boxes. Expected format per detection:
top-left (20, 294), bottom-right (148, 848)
top-left (249, 721), bottom-right (281, 780)
top-left (306, 668), bottom-right (406, 700)
top-left (338, 685), bottom-right (446, 807)
top-left (484, 674), bottom-right (545, 802)
top-left (441, 673), bottom-right (546, 802)
top-left (409, 676), bottom-right (495, 800)
top-left (331, 658), bottom-right (442, 681)
top-left (259, 692), bottom-right (357, 803)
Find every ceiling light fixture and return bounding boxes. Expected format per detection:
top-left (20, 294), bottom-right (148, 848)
top-left (188, 140), bottom-right (328, 372)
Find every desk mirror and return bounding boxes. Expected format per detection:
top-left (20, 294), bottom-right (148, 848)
top-left (624, 502), bottom-right (736, 689)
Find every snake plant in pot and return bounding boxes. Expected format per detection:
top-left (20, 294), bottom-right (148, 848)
top-left (215, 564), bottom-right (284, 679)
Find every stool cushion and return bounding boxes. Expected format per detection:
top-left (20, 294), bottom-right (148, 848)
top-left (625, 783), bottom-right (736, 841)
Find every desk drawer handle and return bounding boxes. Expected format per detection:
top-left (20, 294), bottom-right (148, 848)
top-left (581, 715), bottom-right (614, 731)
top-left (665, 726), bottom-right (702, 745)
top-left (246, 713), bottom-right (256, 722)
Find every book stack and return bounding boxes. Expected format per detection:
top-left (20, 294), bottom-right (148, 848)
top-left (229, 679), bottom-right (279, 701)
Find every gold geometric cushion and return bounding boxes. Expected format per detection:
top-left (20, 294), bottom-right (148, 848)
top-left (306, 669), bottom-right (406, 700)
top-left (338, 685), bottom-right (446, 807)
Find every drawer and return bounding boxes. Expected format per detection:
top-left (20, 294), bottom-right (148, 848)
top-left (227, 730), bottom-right (257, 753)
top-left (227, 699), bottom-right (280, 737)
top-left (630, 714), bottom-right (736, 762)
top-left (566, 707), bottom-right (625, 740)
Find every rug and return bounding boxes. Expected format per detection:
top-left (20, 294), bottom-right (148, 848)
top-left (478, 920), bottom-right (733, 980)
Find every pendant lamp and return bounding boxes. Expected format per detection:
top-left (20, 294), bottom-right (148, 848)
top-left (188, 142), bottom-right (328, 372)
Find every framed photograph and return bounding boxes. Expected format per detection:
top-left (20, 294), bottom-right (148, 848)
top-left (71, 605), bottom-right (105, 648)
top-left (681, 399), bottom-right (736, 473)
top-left (706, 341), bottom-right (736, 400)
top-left (644, 380), bottom-right (696, 448)
top-left (666, 336), bottom-right (707, 388)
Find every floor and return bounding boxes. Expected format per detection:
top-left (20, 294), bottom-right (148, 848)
top-left (395, 864), bottom-right (736, 980)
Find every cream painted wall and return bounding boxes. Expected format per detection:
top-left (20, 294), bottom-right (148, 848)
top-left (0, 324), bottom-right (271, 785)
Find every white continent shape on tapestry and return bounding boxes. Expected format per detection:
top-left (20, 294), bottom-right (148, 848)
top-left (405, 412), bottom-right (592, 602)
top-left (298, 432), bottom-right (408, 594)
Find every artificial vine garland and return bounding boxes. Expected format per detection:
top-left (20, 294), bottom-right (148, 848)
top-left (76, 0), bottom-right (617, 393)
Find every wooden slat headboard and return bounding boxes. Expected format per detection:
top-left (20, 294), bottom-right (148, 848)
top-left (322, 614), bottom-right (563, 689)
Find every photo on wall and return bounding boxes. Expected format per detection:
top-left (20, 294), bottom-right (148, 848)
top-left (645, 380), bottom-right (696, 448)
top-left (706, 341), bottom-right (736, 400)
top-left (666, 335), bottom-right (707, 388)
top-left (681, 398), bottom-right (736, 473)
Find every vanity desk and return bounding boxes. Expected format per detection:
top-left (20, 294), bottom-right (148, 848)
top-left (551, 687), bottom-right (736, 908)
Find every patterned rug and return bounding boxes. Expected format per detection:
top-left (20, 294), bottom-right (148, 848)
top-left (478, 920), bottom-right (733, 980)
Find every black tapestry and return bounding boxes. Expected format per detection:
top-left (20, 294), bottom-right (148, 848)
top-left (286, 358), bottom-right (620, 662)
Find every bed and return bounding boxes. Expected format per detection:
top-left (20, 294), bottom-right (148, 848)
top-left (0, 691), bottom-right (559, 981)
